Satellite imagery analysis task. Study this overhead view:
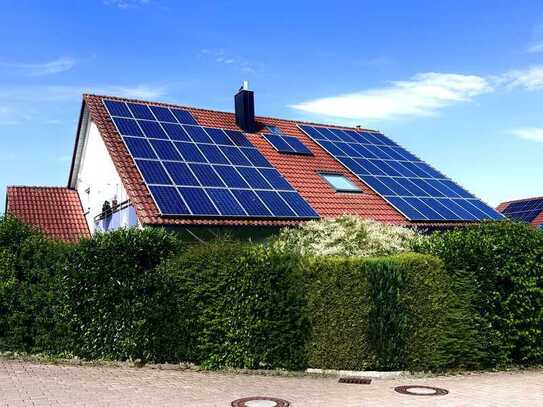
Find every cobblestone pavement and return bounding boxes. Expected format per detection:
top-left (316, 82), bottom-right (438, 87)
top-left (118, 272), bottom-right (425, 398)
top-left (0, 360), bottom-right (542, 406)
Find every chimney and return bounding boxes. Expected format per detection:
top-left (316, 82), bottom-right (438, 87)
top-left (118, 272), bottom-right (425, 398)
top-left (235, 81), bottom-right (256, 132)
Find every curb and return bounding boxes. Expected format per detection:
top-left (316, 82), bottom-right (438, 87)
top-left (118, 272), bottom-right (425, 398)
top-left (306, 368), bottom-right (407, 379)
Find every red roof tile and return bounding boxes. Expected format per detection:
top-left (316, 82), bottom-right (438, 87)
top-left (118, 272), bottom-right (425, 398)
top-left (80, 94), bottom-right (431, 227)
top-left (533, 212), bottom-right (543, 227)
top-left (6, 186), bottom-right (90, 243)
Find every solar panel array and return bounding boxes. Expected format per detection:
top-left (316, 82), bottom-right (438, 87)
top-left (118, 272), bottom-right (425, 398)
top-left (299, 125), bottom-right (503, 222)
top-left (501, 198), bottom-right (543, 223)
top-left (103, 99), bottom-right (318, 219)
top-left (263, 133), bottom-right (312, 155)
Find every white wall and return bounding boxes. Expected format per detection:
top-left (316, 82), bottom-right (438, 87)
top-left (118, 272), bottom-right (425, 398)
top-left (75, 120), bottom-right (136, 233)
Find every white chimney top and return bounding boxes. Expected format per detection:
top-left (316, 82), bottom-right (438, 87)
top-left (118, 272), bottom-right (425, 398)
top-left (242, 80), bottom-right (249, 91)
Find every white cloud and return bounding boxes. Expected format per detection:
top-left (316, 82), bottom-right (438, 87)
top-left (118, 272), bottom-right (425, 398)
top-left (291, 73), bottom-right (491, 120)
top-left (198, 48), bottom-right (256, 74)
top-left (0, 84), bottom-right (166, 103)
top-left (103, 0), bottom-right (151, 8)
top-left (0, 84), bottom-right (166, 125)
top-left (498, 66), bottom-right (543, 90)
top-left (510, 127), bottom-right (543, 143)
top-left (0, 57), bottom-right (76, 76)
top-left (527, 42), bottom-right (543, 53)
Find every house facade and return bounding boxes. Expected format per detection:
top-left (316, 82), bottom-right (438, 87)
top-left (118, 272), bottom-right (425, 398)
top-left (5, 85), bottom-right (503, 242)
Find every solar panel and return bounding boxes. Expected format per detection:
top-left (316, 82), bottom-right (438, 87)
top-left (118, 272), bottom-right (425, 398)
top-left (501, 198), bottom-right (543, 223)
top-left (263, 133), bottom-right (313, 155)
top-left (104, 99), bottom-right (318, 219)
top-left (127, 103), bottom-right (155, 120)
top-left (299, 124), bottom-right (503, 222)
top-left (123, 137), bottom-right (156, 159)
top-left (149, 186), bottom-right (190, 215)
top-left (171, 108), bottom-right (198, 125)
top-left (113, 117), bottom-right (144, 137)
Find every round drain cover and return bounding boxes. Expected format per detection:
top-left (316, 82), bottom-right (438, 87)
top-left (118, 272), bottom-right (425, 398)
top-left (394, 385), bottom-right (449, 396)
top-left (231, 396), bottom-right (290, 407)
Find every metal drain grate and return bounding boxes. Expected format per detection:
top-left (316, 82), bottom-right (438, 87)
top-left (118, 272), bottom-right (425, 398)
top-left (338, 377), bottom-right (372, 384)
top-left (394, 385), bottom-right (449, 396)
top-left (231, 396), bottom-right (290, 407)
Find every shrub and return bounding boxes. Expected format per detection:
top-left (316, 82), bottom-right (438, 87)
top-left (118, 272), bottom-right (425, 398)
top-left (62, 228), bottom-right (182, 362)
top-left (415, 221), bottom-right (543, 366)
top-left (0, 217), bottom-right (71, 353)
top-left (4, 213), bottom-right (535, 372)
top-left (303, 253), bottom-right (463, 371)
top-left (302, 253), bottom-right (483, 370)
top-left (302, 256), bottom-right (373, 370)
top-left (272, 215), bottom-right (417, 257)
top-left (0, 215), bottom-right (37, 254)
top-left (159, 240), bottom-right (309, 370)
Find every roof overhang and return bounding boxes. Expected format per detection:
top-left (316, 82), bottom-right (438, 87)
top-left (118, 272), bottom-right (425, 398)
top-left (68, 99), bottom-right (90, 189)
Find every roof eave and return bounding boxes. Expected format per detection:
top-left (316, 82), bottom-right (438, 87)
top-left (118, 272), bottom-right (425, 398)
top-left (4, 187), bottom-right (10, 216)
top-left (67, 98), bottom-right (89, 189)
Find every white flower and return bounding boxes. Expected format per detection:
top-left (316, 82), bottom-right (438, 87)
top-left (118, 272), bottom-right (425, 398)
top-left (272, 215), bottom-right (417, 257)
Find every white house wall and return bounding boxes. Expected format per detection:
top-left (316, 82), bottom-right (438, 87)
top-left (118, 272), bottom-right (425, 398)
top-left (75, 118), bottom-right (137, 233)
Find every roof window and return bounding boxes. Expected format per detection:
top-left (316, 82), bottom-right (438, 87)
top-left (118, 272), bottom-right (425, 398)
top-left (319, 172), bottom-right (361, 193)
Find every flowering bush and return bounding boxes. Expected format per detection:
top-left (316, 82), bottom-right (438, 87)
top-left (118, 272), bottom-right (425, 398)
top-left (272, 215), bottom-right (418, 257)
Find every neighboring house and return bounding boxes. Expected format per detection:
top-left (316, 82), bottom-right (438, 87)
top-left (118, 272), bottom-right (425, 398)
top-left (5, 84), bottom-right (503, 242)
top-left (497, 197), bottom-right (543, 229)
top-left (5, 186), bottom-right (90, 243)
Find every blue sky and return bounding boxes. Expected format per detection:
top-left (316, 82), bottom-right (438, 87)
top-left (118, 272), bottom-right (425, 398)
top-left (1, 0), bottom-right (542, 211)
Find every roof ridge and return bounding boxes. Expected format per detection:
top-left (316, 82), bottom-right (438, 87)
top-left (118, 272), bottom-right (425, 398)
top-left (7, 185), bottom-right (76, 190)
top-left (83, 93), bottom-right (377, 132)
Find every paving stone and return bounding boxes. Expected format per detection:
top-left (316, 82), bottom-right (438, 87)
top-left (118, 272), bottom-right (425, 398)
top-left (0, 360), bottom-right (541, 406)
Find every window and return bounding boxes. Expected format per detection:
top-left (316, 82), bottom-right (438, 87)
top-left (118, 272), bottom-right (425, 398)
top-left (319, 173), bottom-right (361, 193)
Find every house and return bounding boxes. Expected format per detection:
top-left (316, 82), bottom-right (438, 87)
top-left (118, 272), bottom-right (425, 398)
top-left (5, 84), bottom-right (503, 242)
top-left (497, 197), bottom-right (543, 229)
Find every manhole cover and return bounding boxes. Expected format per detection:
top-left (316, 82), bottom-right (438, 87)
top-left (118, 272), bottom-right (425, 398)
top-left (231, 396), bottom-right (290, 407)
top-left (338, 377), bottom-right (372, 384)
top-left (394, 385), bottom-right (449, 396)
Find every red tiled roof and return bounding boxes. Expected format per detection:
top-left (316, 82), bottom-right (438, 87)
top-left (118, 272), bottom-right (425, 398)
top-left (533, 212), bottom-right (543, 227)
top-left (80, 94), bottom-right (432, 227)
top-left (6, 186), bottom-right (90, 243)
top-left (497, 196), bottom-right (543, 227)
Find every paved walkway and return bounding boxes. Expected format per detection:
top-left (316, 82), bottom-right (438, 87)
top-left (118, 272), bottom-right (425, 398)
top-left (0, 360), bottom-right (541, 406)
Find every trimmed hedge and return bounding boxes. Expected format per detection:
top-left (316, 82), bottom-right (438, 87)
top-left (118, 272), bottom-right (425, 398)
top-left (0, 220), bottom-right (183, 362)
top-left (1, 216), bottom-right (541, 371)
top-left (303, 253), bottom-right (469, 371)
top-left (0, 223), bottom-right (72, 353)
top-left (415, 221), bottom-right (543, 367)
top-left (158, 241), bottom-right (309, 370)
top-left (302, 257), bottom-right (372, 370)
top-left (63, 228), bottom-right (182, 362)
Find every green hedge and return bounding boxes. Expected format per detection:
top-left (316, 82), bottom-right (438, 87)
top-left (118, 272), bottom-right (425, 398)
top-left (0, 222), bottom-right (72, 353)
top-left (0, 219), bottom-right (183, 362)
top-left (158, 241), bottom-right (309, 370)
top-left (1, 215), bottom-right (541, 371)
top-left (415, 221), bottom-right (543, 367)
top-left (302, 253), bottom-right (473, 371)
top-left (63, 228), bottom-right (182, 362)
